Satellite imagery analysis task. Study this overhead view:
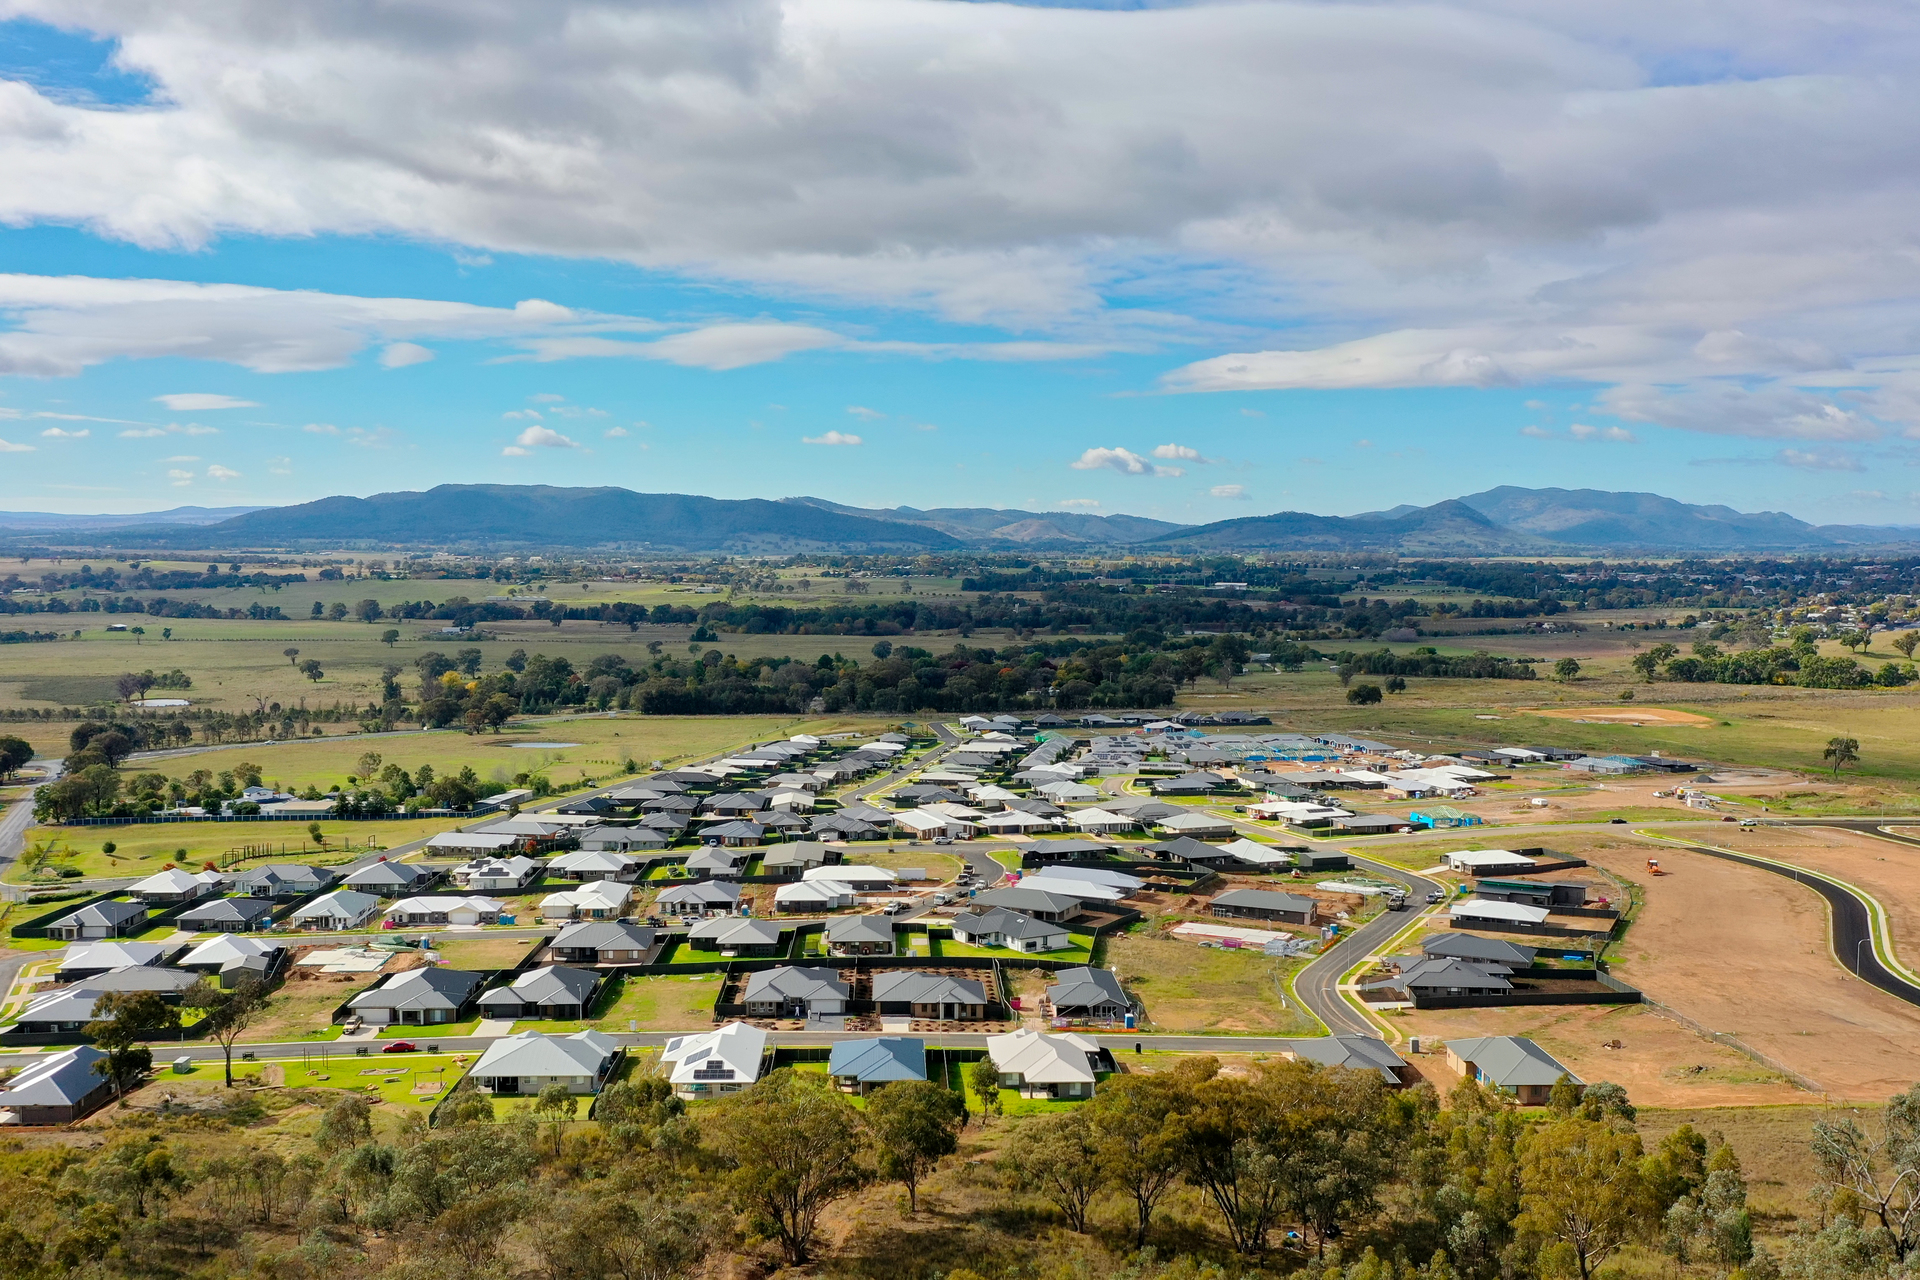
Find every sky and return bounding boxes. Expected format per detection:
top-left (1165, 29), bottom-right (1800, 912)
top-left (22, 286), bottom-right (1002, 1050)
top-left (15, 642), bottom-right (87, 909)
top-left (2, 1), bottom-right (1920, 526)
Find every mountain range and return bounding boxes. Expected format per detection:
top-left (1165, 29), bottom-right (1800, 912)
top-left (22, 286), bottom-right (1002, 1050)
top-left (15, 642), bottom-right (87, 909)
top-left (2, 484), bottom-right (1915, 554)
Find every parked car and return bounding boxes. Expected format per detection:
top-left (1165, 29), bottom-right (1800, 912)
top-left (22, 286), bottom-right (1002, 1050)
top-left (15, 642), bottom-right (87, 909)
top-left (1425, 890), bottom-right (1445, 905)
top-left (383, 1041), bottom-right (417, 1053)
top-left (932, 892), bottom-right (953, 905)
top-left (1609, 817), bottom-right (1627, 824)
top-left (932, 836), bottom-right (953, 846)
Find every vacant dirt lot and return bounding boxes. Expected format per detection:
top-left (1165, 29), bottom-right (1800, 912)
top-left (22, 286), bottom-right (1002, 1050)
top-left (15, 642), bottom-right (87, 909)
top-left (1528, 706), bottom-right (1715, 726)
top-left (1392, 1003), bottom-right (1809, 1108)
top-left (1585, 840), bottom-right (1920, 1101)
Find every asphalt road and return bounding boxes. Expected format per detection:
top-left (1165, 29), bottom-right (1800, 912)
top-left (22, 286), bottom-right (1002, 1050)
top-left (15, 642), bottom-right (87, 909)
top-left (1290, 852), bottom-right (1444, 1035)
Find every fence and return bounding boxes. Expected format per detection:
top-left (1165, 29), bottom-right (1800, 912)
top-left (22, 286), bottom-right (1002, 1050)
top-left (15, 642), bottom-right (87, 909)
top-left (1408, 969), bottom-right (1644, 1011)
top-left (56, 808), bottom-right (483, 827)
top-left (327, 931), bottom-right (557, 1025)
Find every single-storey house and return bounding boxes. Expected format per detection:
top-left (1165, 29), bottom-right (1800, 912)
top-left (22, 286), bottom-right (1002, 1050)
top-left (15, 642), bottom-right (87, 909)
top-left (1282, 1034), bottom-right (1410, 1085)
top-left (686, 917), bottom-right (784, 956)
top-left (1066, 808), bottom-right (1138, 835)
top-left (1443, 849), bottom-right (1539, 876)
top-left (1331, 813), bottom-right (1423, 836)
top-left (969, 885), bottom-right (1085, 923)
top-left (948, 907), bottom-right (1070, 953)
top-left (48, 899), bottom-right (148, 942)
top-left (702, 793), bottom-right (768, 819)
top-left (1422, 935), bottom-right (1538, 966)
top-left (0, 1046), bottom-right (113, 1124)
top-left (985, 1028), bottom-right (1102, 1099)
top-left (289, 889), bottom-right (383, 931)
top-left (655, 881), bottom-right (742, 917)
top-left (1363, 957), bottom-right (1513, 1001)
top-left (761, 841), bottom-right (835, 878)
top-left (1448, 899), bottom-right (1551, 932)
top-left (343, 860), bottom-right (434, 897)
top-left (1046, 966), bottom-right (1130, 1021)
top-left (545, 849), bottom-right (645, 882)
top-left (383, 895), bottom-right (508, 928)
top-left (741, 966), bottom-right (849, 1019)
top-left (469, 1029), bottom-right (621, 1096)
top-left (56, 941), bottom-right (164, 983)
top-left (1446, 1035), bottom-right (1579, 1105)
top-left (346, 967), bottom-right (485, 1026)
top-left (1151, 773), bottom-right (1221, 796)
top-left (892, 809), bottom-right (970, 840)
top-left (774, 879), bottom-right (856, 912)
top-left (176, 895), bottom-right (276, 933)
top-left (1564, 756), bottom-right (1639, 776)
top-left (828, 1036), bottom-right (927, 1093)
top-left (684, 847), bottom-right (751, 878)
top-left (1210, 888), bottom-right (1317, 926)
top-left (803, 864), bottom-right (897, 887)
top-left (424, 832), bottom-right (523, 858)
top-left (538, 879), bottom-right (631, 921)
top-left (179, 933), bottom-right (282, 979)
top-left (661, 1021), bottom-right (767, 1098)
top-left (476, 966), bottom-right (603, 1020)
top-left (1154, 812), bottom-right (1235, 839)
top-left (810, 815), bottom-right (882, 841)
top-left (549, 920), bottom-right (656, 965)
top-left (871, 972), bottom-right (988, 1021)
top-left (452, 855), bottom-right (542, 892)
top-left (125, 868), bottom-right (210, 905)
top-left (233, 863), bottom-right (338, 898)
top-left (825, 914), bottom-right (896, 956)
top-left (700, 820), bottom-right (767, 847)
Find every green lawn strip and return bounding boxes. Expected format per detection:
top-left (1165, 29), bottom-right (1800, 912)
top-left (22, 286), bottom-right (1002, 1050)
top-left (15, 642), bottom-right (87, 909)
top-left (8, 818), bottom-right (452, 885)
top-left (930, 934), bottom-right (1092, 963)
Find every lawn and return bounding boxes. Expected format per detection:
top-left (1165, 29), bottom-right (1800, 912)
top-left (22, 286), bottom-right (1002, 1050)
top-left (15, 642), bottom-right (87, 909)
top-left (1106, 929), bottom-right (1318, 1034)
top-left (982, 848), bottom-right (1024, 872)
top-left (843, 848), bottom-right (963, 881)
top-left (930, 931), bottom-right (1093, 963)
top-left (9, 817), bottom-right (455, 885)
top-left (514, 972), bottom-right (722, 1034)
top-left (431, 935), bottom-right (546, 970)
top-left (243, 971), bottom-right (375, 1041)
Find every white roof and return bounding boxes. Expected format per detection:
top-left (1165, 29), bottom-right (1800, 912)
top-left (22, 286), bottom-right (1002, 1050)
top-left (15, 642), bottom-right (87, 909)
top-left (426, 832), bottom-right (520, 850)
top-left (920, 802), bottom-right (986, 820)
top-left (802, 864), bottom-right (897, 884)
top-left (859, 740), bottom-right (906, 753)
top-left (1215, 838), bottom-right (1294, 866)
top-left (1038, 781), bottom-right (1100, 799)
top-left (893, 809), bottom-right (958, 833)
top-left (1157, 811), bottom-right (1231, 831)
top-left (291, 889), bottom-right (382, 921)
top-left (661, 1021), bottom-right (768, 1086)
top-left (981, 810), bottom-right (1059, 830)
top-left (1028, 865), bottom-right (1143, 890)
top-left (548, 849), bottom-right (641, 872)
top-left (985, 1028), bottom-right (1099, 1085)
top-left (540, 880), bottom-right (630, 910)
top-left (472, 1029), bottom-right (618, 1080)
top-left (1015, 876), bottom-right (1122, 901)
top-left (968, 785), bottom-right (1023, 803)
top-left (1493, 748), bottom-right (1546, 760)
top-left (1068, 807), bottom-right (1135, 829)
top-left (62, 941), bottom-right (162, 969)
top-left (1248, 801), bottom-right (1355, 820)
top-left (127, 868), bottom-right (201, 895)
top-left (1445, 849), bottom-right (1534, 868)
top-left (1339, 770), bottom-right (1398, 785)
top-left (386, 895), bottom-right (507, 915)
top-left (181, 934), bottom-right (278, 967)
top-left (775, 879), bottom-right (854, 903)
top-left (1449, 898), bottom-right (1551, 924)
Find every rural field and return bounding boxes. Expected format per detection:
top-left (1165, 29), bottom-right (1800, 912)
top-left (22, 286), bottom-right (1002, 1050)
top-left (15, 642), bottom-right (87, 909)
top-left (8, 816), bottom-right (448, 883)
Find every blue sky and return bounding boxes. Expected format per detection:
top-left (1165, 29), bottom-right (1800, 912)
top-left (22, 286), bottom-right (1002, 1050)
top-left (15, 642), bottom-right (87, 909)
top-left (2, 4), bottom-right (1918, 525)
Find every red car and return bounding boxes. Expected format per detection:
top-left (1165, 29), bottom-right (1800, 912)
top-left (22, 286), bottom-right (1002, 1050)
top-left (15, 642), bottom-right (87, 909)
top-left (383, 1040), bottom-right (417, 1053)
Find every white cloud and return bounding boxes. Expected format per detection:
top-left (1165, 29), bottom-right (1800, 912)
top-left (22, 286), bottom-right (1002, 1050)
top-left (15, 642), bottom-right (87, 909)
top-left (501, 446), bottom-right (531, 457)
top-left (529, 393), bottom-right (566, 403)
top-left (206, 464), bottom-right (241, 480)
top-left (1239, 408), bottom-right (1266, 419)
top-left (1210, 484), bottom-right (1250, 500)
top-left (118, 423), bottom-right (219, 439)
top-left (1152, 443), bottom-right (1207, 462)
top-left (1070, 446), bottom-right (1183, 477)
top-left (502, 409), bottom-right (540, 420)
top-left (511, 425), bottom-right (579, 450)
top-left (802, 430), bottom-right (863, 446)
top-left (0, 437), bottom-right (33, 453)
top-left (1520, 425), bottom-right (1553, 439)
top-left (39, 427), bottom-right (88, 438)
top-left (1056, 498), bottom-right (1101, 510)
top-left (603, 426), bottom-right (629, 438)
top-left (1568, 423), bottom-right (1636, 442)
top-left (165, 468), bottom-right (192, 485)
top-left (153, 393), bottom-right (257, 411)
top-left (379, 341), bottom-right (434, 368)
top-left (847, 406), bottom-right (885, 421)
top-left (302, 423), bottom-right (339, 435)
top-left (268, 456), bottom-right (292, 474)
top-left (1777, 448), bottom-right (1865, 472)
top-left (163, 455), bottom-right (199, 462)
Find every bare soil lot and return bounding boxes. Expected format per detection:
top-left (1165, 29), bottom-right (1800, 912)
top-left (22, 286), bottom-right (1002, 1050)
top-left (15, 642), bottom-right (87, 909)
top-left (1527, 705), bottom-right (1715, 726)
top-left (1584, 840), bottom-right (1920, 1101)
top-left (1391, 1003), bottom-right (1808, 1108)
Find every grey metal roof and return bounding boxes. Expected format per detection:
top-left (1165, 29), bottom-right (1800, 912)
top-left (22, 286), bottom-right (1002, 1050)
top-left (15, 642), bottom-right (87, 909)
top-left (479, 965), bottom-right (600, 1008)
top-left (951, 907), bottom-right (1064, 941)
top-left (63, 900), bottom-right (147, 928)
top-left (872, 971), bottom-right (986, 1006)
top-left (1213, 888), bottom-right (1315, 913)
top-left (1448, 1035), bottom-right (1580, 1088)
top-left (655, 881), bottom-right (742, 906)
top-left (741, 966), bottom-right (848, 1005)
top-left (971, 885), bottom-right (1083, 915)
top-left (1422, 935), bottom-right (1538, 966)
top-left (179, 896), bottom-right (275, 925)
top-left (826, 915), bottom-right (895, 946)
top-left (551, 920), bottom-right (656, 951)
top-left (827, 1036), bottom-right (927, 1082)
top-left (0, 1046), bottom-right (109, 1106)
top-left (1046, 966), bottom-right (1127, 1009)
top-left (349, 967), bottom-right (484, 1012)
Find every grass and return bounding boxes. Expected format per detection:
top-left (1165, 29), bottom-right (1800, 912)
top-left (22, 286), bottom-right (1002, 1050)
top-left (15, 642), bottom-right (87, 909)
top-left (151, 1050), bottom-right (472, 1111)
top-left (513, 972), bottom-right (722, 1034)
top-left (983, 848), bottom-right (1024, 872)
top-left (244, 972), bottom-right (374, 1041)
top-left (431, 935), bottom-right (544, 970)
top-left (843, 848), bottom-right (963, 881)
top-left (930, 932), bottom-right (1094, 963)
top-left (1107, 928), bottom-right (1318, 1034)
top-left (9, 818), bottom-right (453, 884)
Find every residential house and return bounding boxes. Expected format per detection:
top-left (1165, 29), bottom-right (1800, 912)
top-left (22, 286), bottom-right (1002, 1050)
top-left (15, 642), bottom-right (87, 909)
top-left (1027, 866), bottom-right (1142, 894)
top-left (1046, 967), bottom-right (1130, 1020)
top-left (1442, 849), bottom-right (1539, 876)
top-left (684, 846), bottom-right (751, 878)
top-left (661, 1021), bottom-right (768, 1098)
top-left (1422, 935), bottom-right (1538, 966)
top-left (1282, 1034), bottom-right (1410, 1085)
top-left (654, 881), bottom-right (742, 917)
top-left (1021, 838), bottom-right (1116, 864)
top-left (1015, 873), bottom-right (1123, 903)
top-left (948, 907), bottom-right (1070, 953)
top-left (1564, 756), bottom-right (1638, 775)
top-left (1066, 808), bottom-right (1138, 835)
top-left (810, 814), bottom-right (882, 841)
top-left (47, 900), bottom-right (148, 942)
top-left (827, 1036), bottom-right (927, 1093)
top-left (892, 809), bottom-right (969, 840)
top-left (1150, 773), bottom-right (1222, 796)
top-left (699, 820), bottom-right (767, 847)
top-left (1445, 1035), bottom-right (1579, 1105)
top-left (760, 810), bottom-right (810, 837)
top-left (825, 914), bottom-right (895, 956)
top-left (469, 1029), bottom-right (621, 1095)
top-left (1209, 888), bottom-right (1317, 926)
top-left (1153, 811), bottom-right (1234, 840)
top-left (1332, 813), bottom-right (1423, 836)
top-left (702, 792), bottom-right (768, 819)
top-left (178, 934), bottom-right (284, 986)
top-left (1448, 899), bottom-right (1552, 933)
top-left (802, 865), bottom-right (897, 888)
top-left (871, 972), bottom-right (988, 1020)
top-left (985, 1028), bottom-right (1102, 1099)
top-left (969, 885), bottom-right (1085, 923)
top-left (176, 896), bottom-right (275, 933)
top-left (1036, 781), bottom-right (1101, 804)
top-left (423, 831), bottom-right (524, 858)
top-left (232, 864), bottom-right (338, 898)
top-left (686, 917), bottom-right (784, 956)
top-left (554, 794), bottom-right (620, 817)
top-left (774, 879), bottom-right (857, 912)
top-left (125, 868), bottom-right (209, 905)
top-left (548, 920), bottom-right (657, 965)
top-left (289, 890), bottom-right (383, 931)
top-left (0, 1046), bottom-right (113, 1124)
top-left (576, 828), bottom-right (666, 854)
top-left (980, 809), bottom-right (1064, 834)
top-left (761, 841), bottom-right (834, 878)
top-left (538, 879), bottom-right (631, 921)
top-left (545, 849), bottom-right (645, 881)
top-left (476, 966), bottom-right (603, 1020)
top-left (741, 966), bottom-right (849, 1019)
top-left (13, 970), bottom-right (201, 1034)
top-left (346, 967), bottom-right (485, 1026)
top-left (1363, 957), bottom-right (1514, 1001)
top-left (452, 855), bottom-right (542, 892)
top-left (343, 860), bottom-right (434, 897)
top-left (384, 895), bottom-right (508, 927)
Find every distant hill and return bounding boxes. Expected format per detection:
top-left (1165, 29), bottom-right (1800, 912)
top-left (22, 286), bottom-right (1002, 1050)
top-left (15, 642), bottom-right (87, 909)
top-left (98, 485), bottom-right (960, 552)
top-left (784, 497), bottom-right (1186, 545)
top-left (0, 505), bottom-right (268, 531)
top-left (1147, 499), bottom-right (1528, 553)
top-left (1453, 486), bottom-right (1837, 551)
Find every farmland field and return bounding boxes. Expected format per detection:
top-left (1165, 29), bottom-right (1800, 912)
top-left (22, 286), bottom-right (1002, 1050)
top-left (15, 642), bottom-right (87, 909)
top-left (8, 817), bottom-right (452, 884)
